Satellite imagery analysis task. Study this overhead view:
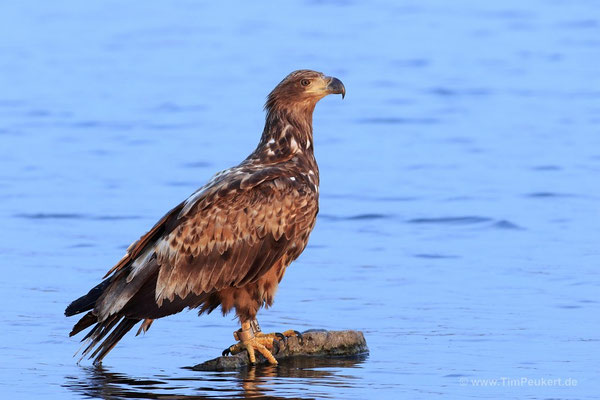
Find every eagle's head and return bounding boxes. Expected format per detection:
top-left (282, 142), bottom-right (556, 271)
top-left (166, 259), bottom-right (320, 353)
top-left (265, 70), bottom-right (345, 112)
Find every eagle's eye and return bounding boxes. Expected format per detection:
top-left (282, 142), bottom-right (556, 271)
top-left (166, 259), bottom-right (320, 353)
top-left (300, 79), bottom-right (311, 87)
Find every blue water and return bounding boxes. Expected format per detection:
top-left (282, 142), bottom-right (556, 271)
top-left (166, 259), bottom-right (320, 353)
top-left (1, 1), bottom-right (599, 399)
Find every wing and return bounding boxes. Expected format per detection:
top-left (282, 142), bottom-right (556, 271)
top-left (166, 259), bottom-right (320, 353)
top-left (102, 206), bottom-right (183, 279)
top-left (100, 167), bottom-right (238, 280)
top-left (152, 176), bottom-right (317, 306)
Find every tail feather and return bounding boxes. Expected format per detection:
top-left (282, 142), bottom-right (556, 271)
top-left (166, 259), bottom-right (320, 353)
top-left (79, 316), bottom-right (120, 362)
top-left (66, 270), bottom-right (162, 364)
top-left (81, 322), bottom-right (100, 342)
top-left (69, 311), bottom-right (97, 337)
top-left (65, 278), bottom-right (112, 316)
top-left (135, 319), bottom-right (154, 336)
top-left (89, 318), bottom-right (140, 363)
top-left (77, 316), bottom-right (141, 364)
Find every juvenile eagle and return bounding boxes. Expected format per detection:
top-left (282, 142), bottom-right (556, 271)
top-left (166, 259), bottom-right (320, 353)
top-left (65, 70), bottom-right (345, 364)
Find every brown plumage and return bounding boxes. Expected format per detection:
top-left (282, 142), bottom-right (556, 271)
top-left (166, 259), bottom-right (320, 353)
top-left (65, 70), bottom-right (345, 364)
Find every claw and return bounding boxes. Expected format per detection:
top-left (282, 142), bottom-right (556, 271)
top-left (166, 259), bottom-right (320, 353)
top-left (274, 332), bottom-right (286, 344)
top-left (272, 339), bottom-right (281, 355)
top-left (294, 330), bottom-right (303, 345)
top-left (222, 346), bottom-right (232, 356)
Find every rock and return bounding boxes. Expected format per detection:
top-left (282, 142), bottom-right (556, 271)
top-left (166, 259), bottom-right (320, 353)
top-left (192, 329), bottom-right (368, 371)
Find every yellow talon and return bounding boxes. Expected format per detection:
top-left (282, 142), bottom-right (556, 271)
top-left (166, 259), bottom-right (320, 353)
top-left (245, 340), bottom-right (256, 364)
top-left (226, 336), bottom-right (278, 365)
top-left (222, 321), bottom-right (303, 365)
top-left (223, 321), bottom-right (279, 365)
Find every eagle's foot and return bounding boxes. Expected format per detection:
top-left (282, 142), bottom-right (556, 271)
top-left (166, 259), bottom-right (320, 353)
top-left (221, 320), bottom-right (279, 365)
top-left (257, 330), bottom-right (303, 345)
top-left (222, 336), bottom-right (279, 365)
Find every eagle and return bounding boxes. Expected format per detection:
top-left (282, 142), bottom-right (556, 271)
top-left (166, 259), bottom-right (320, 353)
top-left (65, 70), bottom-right (345, 365)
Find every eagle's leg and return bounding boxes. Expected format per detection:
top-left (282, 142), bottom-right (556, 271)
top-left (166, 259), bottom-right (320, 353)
top-left (222, 320), bottom-right (279, 365)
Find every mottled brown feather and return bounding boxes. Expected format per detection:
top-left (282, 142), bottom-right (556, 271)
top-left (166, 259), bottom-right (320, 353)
top-left (102, 203), bottom-right (184, 278)
top-left (154, 177), bottom-right (317, 305)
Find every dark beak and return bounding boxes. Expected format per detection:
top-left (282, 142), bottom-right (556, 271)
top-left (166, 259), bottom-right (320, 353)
top-left (326, 77), bottom-right (346, 99)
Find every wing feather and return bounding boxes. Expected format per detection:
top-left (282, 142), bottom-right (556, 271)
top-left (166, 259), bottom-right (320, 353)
top-left (96, 169), bottom-right (317, 318)
top-left (154, 177), bottom-right (317, 305)
top-left (103, 203), bottom-right (183, 278)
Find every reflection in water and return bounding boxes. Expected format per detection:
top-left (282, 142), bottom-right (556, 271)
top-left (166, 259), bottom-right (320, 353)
top-left (64, 355), bottom-right (368, 399)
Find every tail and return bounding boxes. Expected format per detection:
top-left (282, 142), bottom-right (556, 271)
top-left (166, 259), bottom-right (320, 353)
top-left (65, 277), bottom-right (141, 364)
top-left (77, 316), bottom-right (141, 364)
top-left (65, 278), bottom-right (111, 317)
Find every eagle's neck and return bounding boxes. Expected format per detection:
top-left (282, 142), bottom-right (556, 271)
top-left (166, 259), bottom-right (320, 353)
top-left (251, 105), bottom-right (316, 164)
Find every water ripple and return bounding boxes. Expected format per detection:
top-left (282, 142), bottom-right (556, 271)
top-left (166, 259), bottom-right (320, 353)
top-left (151, 102), bottom-right (207, 113)
top-left (427, 87), bottom-right (492, 97)
top-left (355, 117), bottom-right (440, 125)
top-left (182, 161), bottom-right (213, 169)
top-left (492, 220), bottom-right (524, 230)
top-left (414, 253), bottom-right (460, 259)
top-left (14, 213), bottom-right (142, 221)
top-left (407, 216), bottom-right (492, 225)
top-left (526, 192), bottom-right (576, 198)
top-left (320, 213), bottom-right (391, 221)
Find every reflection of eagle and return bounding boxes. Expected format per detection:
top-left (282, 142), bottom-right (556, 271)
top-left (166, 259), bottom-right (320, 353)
top-left (65, 70), bottom-right (345, 364)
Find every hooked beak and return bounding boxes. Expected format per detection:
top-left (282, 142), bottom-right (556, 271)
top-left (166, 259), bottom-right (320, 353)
top-left (326, 77), bottom-right (346, 99)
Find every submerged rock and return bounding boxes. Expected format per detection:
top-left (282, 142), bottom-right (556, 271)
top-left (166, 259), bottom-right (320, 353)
top-left (192, 330), bottom-right (368, 371)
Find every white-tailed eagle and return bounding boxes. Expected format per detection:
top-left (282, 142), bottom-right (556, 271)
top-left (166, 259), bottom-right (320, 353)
top-left (65, 70), bottom-right (345, 364)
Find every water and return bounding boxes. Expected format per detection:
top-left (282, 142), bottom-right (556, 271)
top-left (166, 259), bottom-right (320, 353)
top-left (1, 0), bottom-right (599, 398)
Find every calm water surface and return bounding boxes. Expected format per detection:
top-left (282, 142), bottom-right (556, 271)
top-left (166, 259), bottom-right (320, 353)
top-left (1, 1), bottom-right (599, 399)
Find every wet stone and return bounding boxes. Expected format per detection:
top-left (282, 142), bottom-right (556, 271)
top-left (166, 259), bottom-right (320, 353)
top-left (192, 330), bottom-right (369, 371)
